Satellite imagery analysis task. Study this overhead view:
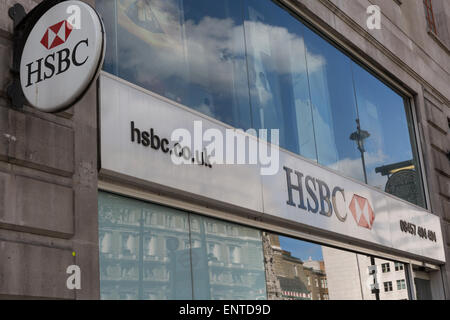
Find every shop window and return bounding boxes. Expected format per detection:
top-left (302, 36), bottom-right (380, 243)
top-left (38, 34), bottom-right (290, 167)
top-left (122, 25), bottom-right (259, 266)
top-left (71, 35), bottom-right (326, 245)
top-left (382, 263), bottom-right (391, 273)
top-left (98, 191), bottom-right (267, 300)
top-left (96, 0), bottom-right (426, 208)
top-left (266, 233), bottom-right (412, 300)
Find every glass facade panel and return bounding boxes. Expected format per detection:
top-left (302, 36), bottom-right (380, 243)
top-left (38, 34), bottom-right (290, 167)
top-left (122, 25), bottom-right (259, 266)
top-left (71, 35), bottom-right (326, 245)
top-left (352, 64), bottom-right (425, 207)
top-left (98, 192), bottom-right (193, 299)
top-left (98, 192), bottom-right (267, 300)
top-left (189, 214), bottom-right (267, 300)
top-left (96, 0), bottom-right (426, 208)
top-left (244, 0), bottom-right (316, 158)
top-left (302, 27), bottom-right (363, 179)
top-left (96, 0), bottom-right (252, 129)
top-left (267, 233), bottom-right (411, 300)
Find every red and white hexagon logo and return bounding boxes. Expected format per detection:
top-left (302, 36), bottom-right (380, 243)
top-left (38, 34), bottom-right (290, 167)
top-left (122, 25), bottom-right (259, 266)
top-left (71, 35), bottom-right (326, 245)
top-left (349, 195), bottom-right (375, 230)
top-left (40, 20), bottom-right (74, 50)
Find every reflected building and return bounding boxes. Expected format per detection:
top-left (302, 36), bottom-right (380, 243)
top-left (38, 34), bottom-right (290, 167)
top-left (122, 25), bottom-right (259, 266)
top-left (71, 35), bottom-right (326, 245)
top-left (99, 192), bottom-right (267, 300)
top-left (268, 234), bottom-right (328, 300)
top-left (322, 247), bottom-right (409, 300)
top-left (375, 160), bottom-right (425, 207)
top-left (303, 258), bottom-right (329, 300)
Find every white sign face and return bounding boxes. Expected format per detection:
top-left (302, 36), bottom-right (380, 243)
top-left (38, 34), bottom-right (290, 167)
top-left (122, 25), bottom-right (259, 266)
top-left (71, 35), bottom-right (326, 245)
top-left (20, 1), bottom-right (105, 112)
top-left (100, 74), bottom-right (446, 264)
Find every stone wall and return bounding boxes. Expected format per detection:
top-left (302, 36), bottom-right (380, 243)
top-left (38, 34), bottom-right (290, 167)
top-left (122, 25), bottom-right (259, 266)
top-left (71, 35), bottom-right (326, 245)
top-left (0, 0), bottom-right (99, 299)
top-left (262, 232), bottom-right (282, 300)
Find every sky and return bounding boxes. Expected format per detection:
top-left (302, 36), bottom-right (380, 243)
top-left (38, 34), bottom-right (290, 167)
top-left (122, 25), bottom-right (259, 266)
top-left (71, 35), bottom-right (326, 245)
top-left (279, 236), bottom-right (324, 262)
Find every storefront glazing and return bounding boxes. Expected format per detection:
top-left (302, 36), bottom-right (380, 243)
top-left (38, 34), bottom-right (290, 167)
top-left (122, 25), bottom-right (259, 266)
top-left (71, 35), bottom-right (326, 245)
top-left (98, 192), bottom-right (267, 300)
top-left (96, 0), bottom-right (425, 207)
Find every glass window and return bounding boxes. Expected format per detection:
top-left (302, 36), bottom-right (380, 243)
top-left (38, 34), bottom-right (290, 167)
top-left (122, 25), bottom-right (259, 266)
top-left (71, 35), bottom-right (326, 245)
top-left (384, 281), bottom-right (393, 292)
top-left (96, 0), bottom-right (426, 208)
top-left (266, 233), bottom-right (411, 300)
top-left (382, 263), bottom-right (391, 273)
top-left (98, 191), bottom-right (267, 300)
top-left (397, 279), bottom-right (406, 290)
top-left (189, 215), bottom-right (267, 300)
top-left (98, 192), bottom-right (193, 300)
top-left (97, 0), bottom-right (253, 130)
top-left (395, 262), bottom-right (405, 271)
top-left (302, 26), bottom-right (364, 179)
top-left (244, 0), bottom-right (316, 158)
top-left (352, 63), bottom-right (425, 207)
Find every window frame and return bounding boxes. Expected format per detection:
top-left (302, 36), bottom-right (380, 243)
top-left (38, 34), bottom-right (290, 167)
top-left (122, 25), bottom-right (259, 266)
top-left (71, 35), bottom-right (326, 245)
top-left (382, 263), bottom-right (391, 273)
top-left (384, 281), bottom-right (393, 292)
top-left (397, 279), bottom-right (407, 290)
top-left (395, 262), bottom-right (405, 271)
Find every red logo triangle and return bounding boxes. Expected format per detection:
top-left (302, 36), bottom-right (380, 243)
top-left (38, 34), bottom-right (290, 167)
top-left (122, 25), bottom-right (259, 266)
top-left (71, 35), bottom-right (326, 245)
top-left (50, 36), bottom-right (64, 49)
top-left (40, 29), bottom-right (49, 49)
top-left (65, 20), bottom-right (73, 39)
top-left (49, 21), bottom-right (65, 35)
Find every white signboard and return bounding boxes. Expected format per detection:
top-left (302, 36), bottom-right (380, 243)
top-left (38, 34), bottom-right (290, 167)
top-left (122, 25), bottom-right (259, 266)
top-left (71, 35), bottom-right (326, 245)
top-left (100, 74), bottom-right (446, 263)
top-left (20, 1), bottom-right (105, 112)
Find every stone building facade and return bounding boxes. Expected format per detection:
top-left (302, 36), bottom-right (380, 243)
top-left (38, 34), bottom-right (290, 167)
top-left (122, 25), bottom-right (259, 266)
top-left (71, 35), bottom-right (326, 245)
top-left (0, 0), bottom-right (449, 299)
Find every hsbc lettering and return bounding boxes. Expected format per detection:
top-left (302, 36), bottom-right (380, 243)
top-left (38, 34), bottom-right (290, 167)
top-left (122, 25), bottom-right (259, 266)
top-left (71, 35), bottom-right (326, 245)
top-left (25, 38), bottom-right (89, 88)
top-left (284, 166), bottom-right (377, 229)
top-left (284, 166), bottom-right (348, 222)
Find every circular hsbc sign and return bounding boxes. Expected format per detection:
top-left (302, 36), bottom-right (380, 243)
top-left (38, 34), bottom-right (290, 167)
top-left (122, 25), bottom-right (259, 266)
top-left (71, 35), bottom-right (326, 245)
top-left (20, 1), bottom-right (105, 112)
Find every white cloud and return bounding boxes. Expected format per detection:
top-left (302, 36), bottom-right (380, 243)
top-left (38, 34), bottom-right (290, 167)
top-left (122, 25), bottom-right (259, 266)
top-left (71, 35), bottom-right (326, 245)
top-left (116, 0), bottom-right (325, 105)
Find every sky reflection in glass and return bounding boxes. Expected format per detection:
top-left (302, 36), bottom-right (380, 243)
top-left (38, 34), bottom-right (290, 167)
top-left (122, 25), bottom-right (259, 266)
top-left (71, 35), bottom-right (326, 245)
top-left (96, 0), bottom-right (425, 208)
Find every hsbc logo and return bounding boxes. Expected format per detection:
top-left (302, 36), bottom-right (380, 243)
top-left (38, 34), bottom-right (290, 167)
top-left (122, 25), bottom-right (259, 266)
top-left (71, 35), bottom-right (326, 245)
top-left (284, 166), bottom-right (376, 231)
top-left (349, 194), bottom-right (375, 230)
top-left (40, 20), bottom-right (73, 50)
top-left (19, 1), bottom-right (105, 113)
top-left (24, 36), bottom-right (89, 88)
